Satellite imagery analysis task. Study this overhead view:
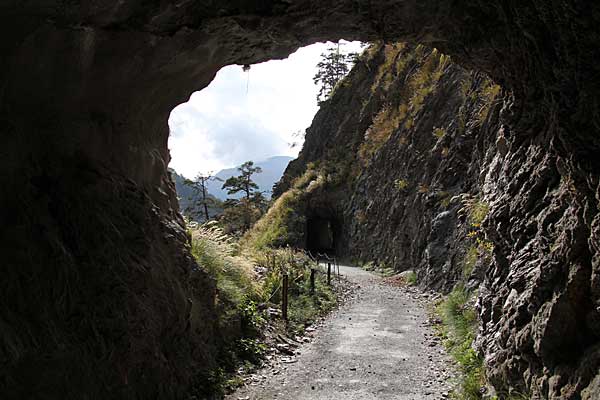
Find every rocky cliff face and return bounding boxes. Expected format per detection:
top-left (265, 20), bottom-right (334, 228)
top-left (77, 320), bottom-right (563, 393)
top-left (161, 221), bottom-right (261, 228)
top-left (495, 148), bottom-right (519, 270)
top-left (276, 43), bottom-right (600, 398)
top-left (1, 1), bottom-right (599, 398)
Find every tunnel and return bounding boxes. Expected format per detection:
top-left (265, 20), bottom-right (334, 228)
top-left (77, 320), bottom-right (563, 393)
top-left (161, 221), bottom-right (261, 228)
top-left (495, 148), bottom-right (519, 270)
top-left (306, 217), bottom-right (339, 255)
top-left (1, 1), bottom-right (599, 399)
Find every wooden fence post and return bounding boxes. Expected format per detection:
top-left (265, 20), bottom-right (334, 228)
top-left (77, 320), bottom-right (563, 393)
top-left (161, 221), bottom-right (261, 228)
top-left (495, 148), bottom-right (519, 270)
top-left (282, 273), bottom-right (289, 322)
top-left (327, 262), bottom-right (331, 286)
top-left (310, 268), bottom-right (315, 295)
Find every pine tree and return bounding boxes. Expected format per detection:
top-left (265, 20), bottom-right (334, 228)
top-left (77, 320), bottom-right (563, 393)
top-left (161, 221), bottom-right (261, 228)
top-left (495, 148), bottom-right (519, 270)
top-left (221, 161), bottom-right (262, 200)
top-left (221, 161), bottom-right (265, 232)
top-left (183, 173), bottom-right (222, 222)
top-left (313, 43), bottom-right (358, 104)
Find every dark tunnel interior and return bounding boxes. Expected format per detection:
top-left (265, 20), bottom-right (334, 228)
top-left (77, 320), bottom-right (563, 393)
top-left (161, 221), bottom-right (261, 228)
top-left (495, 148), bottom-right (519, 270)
top-left (306, 217), bottom-right (339, 254)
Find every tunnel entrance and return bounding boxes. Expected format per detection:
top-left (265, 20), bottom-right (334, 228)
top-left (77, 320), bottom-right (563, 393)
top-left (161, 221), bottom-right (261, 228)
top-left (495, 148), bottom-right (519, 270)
top-left (306, 217), bottom-right (338, 254)
top-left (5, 1), bottom-right (598, 398)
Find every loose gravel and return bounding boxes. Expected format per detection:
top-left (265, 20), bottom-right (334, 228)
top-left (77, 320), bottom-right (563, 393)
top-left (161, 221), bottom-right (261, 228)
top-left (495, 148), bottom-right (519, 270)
top-left (227, 265), bottom-right (457, 400)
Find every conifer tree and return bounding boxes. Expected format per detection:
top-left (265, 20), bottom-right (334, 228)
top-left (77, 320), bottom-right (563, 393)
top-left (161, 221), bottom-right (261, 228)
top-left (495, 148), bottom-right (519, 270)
top-left (313, 43), bottom-right (358, 104)
top-left (221, 161), bottom-right (265, 232)
top-left (222, 161), bottom-right (262, 200)
top-left (184, 173), bottom-right (222, 222)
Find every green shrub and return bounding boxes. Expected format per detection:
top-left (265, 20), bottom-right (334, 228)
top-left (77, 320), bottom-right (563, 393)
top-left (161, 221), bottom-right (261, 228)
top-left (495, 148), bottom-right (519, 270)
top-left (433, 126), bottom-right (447, 139)
top-left (461, 197), bottom-right (489, 228)
top-left (437, 191), bottom-right (452, 208)
top-left (394, 179), bottom-right (409, 191)
top-left (287, 272), bottom-right (336, 335)
top-left (476, 79), bottom-right (501, 125)
top-left (470, 202), bottom-right (489, 227)
top-left (436, 286), bottom-right (484, 400)
top-left (255, 248), bottom-right (337, 334)
top-left (242, 188), bottom-right (305, 250)
top-left (191, 222), bottom-right (260, 307)
top-left (362, 261), bottom-right (376, 271)
top-left (463, 246), bottom-right (479, 278)
top-left (359, 260), bottom-right (396, 277)
top-left (405, 271), bottom-right (417, 285)
top-left (380, 263), bottom-right (396, 277)
top-left (359, 104), bottom-right (401, 163)
top-left (370, 43), bottom-right (406, 93)
top-left (238, 297), bottom-right (265, 336)
top-left (235, 338), bottom-right (267, 365)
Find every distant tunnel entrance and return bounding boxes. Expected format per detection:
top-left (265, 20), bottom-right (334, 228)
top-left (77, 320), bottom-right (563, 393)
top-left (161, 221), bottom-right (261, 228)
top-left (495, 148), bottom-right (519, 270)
top-left (306, 217), bottom-right (338, 254)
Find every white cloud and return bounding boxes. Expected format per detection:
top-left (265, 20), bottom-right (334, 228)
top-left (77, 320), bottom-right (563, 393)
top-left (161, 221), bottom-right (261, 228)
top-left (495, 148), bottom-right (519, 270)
top-left (168, 40), bottom-right (365, 178)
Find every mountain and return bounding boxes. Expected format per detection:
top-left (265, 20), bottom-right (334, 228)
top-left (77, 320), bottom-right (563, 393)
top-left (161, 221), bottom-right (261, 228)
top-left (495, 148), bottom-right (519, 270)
top-left (169, 169), bottom-right (223, 222)
top-left (206, 156), bottom-right (293, 200)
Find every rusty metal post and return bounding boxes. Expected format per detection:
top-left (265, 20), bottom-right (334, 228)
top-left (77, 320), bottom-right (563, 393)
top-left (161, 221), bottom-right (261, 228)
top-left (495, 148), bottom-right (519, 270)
top-left (282, 274), bottom-right (289, 322)
top-left (310, 268), bottom-right (315, 294)
top-left (327, 262), bottom-right (331, 285)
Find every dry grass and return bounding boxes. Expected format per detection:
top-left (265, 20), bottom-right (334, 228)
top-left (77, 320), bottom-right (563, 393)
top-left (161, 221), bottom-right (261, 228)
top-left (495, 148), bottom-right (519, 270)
top-left (191, 221), bottom-right (260, 305)
top-left (370, 43), bottom-right (406, 93)
top-left (476, 79), bottom-right (501, 125)
top-left (243, 167), bottom-right (326, 250)
top-left (359, 104), bottom-right (401, 163)
top-left (359, 46), bottom-right (453, 165)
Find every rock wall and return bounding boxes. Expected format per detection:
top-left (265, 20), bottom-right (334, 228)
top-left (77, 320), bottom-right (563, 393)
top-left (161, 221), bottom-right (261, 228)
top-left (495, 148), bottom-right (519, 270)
top-left (276, 43), bottom-right (600, 398)
top-left (1, 1), bottom-right (599, 398)
top-left (276, 44), bottom-right (500, 288)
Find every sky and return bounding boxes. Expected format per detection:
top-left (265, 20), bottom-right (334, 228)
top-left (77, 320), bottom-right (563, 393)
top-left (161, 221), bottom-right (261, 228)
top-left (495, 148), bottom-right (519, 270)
top-left (168, 41), bottom-right (364, 179)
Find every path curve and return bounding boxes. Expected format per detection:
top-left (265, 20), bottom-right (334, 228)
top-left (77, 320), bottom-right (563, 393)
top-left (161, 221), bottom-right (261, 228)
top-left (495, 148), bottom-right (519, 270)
top-left (227, 265), bottom-right (456, 400)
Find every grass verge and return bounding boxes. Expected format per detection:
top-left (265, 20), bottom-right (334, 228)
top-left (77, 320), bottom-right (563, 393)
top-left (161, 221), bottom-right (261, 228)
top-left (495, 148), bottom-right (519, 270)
top-left (190, 222), bottom-right (339, 395)
top-left (361, 260), bottom-right (396, 277)
top-left (435, 285), bottom-right (485, 400)
top-left (256, 248), bottom-right (338, 335)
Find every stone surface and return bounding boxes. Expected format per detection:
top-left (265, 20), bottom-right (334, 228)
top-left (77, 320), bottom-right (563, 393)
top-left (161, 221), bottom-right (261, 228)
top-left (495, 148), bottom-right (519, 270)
top-left (276, 43), bottom-right (600, 398)
top-left (227, 265), bottom-right (456, 400)
top-left (1, 1), bottom-right (599, 398)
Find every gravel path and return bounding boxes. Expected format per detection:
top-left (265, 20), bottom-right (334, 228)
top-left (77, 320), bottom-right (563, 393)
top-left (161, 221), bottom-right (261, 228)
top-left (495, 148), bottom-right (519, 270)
top-left (227, 265), bottom-right (456, 400)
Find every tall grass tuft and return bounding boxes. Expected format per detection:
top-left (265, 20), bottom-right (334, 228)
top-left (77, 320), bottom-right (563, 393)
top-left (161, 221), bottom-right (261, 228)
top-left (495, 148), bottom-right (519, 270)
top-left (190, 221), bottom-right (265, 395)
top-left (191, 221), bottom-right (260, 306)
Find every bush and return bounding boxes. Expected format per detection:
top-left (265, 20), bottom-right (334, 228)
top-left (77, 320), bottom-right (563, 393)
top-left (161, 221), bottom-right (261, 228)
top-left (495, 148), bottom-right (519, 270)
top-left (256, 248), bottom-right (337, 334)
top-left (476, 79), bottom-right (501, 125)
top-left (287, 269), bottom-right (336, 335)
top-left (235, 338), bottom-right (267, 365)
top-left (394, 178), bottom-right (409, 191)
top-left (463, 246), bottom-right (479, 278)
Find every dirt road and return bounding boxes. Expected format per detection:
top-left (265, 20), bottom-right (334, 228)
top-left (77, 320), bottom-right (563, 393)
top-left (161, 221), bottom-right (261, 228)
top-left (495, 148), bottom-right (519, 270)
top-left (227, 265), bottom-right (456, 400)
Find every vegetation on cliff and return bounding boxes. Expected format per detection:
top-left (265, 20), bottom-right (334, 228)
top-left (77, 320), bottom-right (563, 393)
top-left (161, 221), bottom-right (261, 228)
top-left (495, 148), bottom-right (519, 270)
top-left (436, 286), bottom-right (483, 400)
top-left (271, 41), bottom-right (528, 398)
top-left (243, 166), bottom-right (321, 250)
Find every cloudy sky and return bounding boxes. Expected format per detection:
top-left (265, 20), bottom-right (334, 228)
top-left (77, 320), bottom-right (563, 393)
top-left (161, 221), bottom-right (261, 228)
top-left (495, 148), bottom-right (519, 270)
top-left (168, 41), bottom-right (364, 178)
